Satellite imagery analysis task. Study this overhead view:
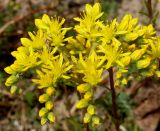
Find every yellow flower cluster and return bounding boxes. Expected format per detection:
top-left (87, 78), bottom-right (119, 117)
top-left (68, 2), bottom-right (160, 125)
top-left (4, 2), bottom-right (160, 126)
top-left (4, 14), bottom-right (72, 125)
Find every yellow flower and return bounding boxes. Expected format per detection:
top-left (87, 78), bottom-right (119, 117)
top-left (100, 19), bottom-right (117, 45)
top-left (44, 53), bottom-right (73, 80)
top-left (33, 54), bottom-right (72, 88)
top-left (35, 14), bottom-right (70, 47)
top-left (77, 51), bottom-right (103, 85)
top-left (21, 30), bottom-right (45, 49)
top-left (98, 41), bottom-right (120, 69)
top-left (32, 70), bottom-right (55, 89)
top-left (39, 46), bottom-right (57, 65)
top-left (74, 3), bottom-right (103, 41)
top-left (84, 3), bottom-right (103, 20)
top-left (100, 27), bottom-right (114, 45)
top-left (35, 14), bottom-right (64, 33)
top-left (10, 47), bottom-right (40, 72)
top-left (74, 3), bottom-right (103, 22)
top-left (98, 38), bottom-right (127, 69)
top-left (35, 14), bottom-right (52, 31)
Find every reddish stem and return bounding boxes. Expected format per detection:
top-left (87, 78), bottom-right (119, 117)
top-left (147, 0), bottom-right (153, 23)
top-left (108, 67), bottom-right (120, 131)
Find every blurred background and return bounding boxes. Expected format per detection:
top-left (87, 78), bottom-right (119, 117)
top-left (0, 0), bottom-right (160, 131)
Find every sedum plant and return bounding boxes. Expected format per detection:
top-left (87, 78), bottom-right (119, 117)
top-left (4, 2), bottom-right (160, 130)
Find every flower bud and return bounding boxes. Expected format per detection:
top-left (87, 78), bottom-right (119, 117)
top-left (41, 117), bottom-right (48, 125)
top-left (83, 113), bottom-right (91, 123)
top-left (5, 75), bottom-right (18, 87)
top-left (84, 91), bottom-right (93, 101)
top-left (121, 78), bottom-right (127, 85)
top-left (137, 57), bottom-right (151, 69)
top-left (4, 66), bottom-right (14, 74)
top-left (116, 72), bottom-right (122, 79)
top-left (120, 56), bottom-right (131, 66)
top-left (156, 71), bottom-right (160, 77)
top-left (46, 87), bottom-right (55, 96)
top-left (39, 94), bottom-right (49, 103)
top-left (87, 105), bottom-right (95, 115)
top-left (10, 85), bottom-right (18, 94)
top-left (131, 49), bottom-right (145, 61)
top-left (92, 116), bottom-right (100, 126)
top-left (45, 101), bottom-right (54, 110)
top-left (124, 33), bottom-right (138, 42)
top-left (48, 112), bottom-right (55, 123)
top-left (76, 99), bottom-right (88, 109)
top-left (39, 107), bottom-right (48, 117)
top-left (77, 83), bottom-right (91, 93)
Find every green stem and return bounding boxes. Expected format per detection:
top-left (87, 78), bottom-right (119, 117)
top-left (108, 67), bottom-right (120, 131)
